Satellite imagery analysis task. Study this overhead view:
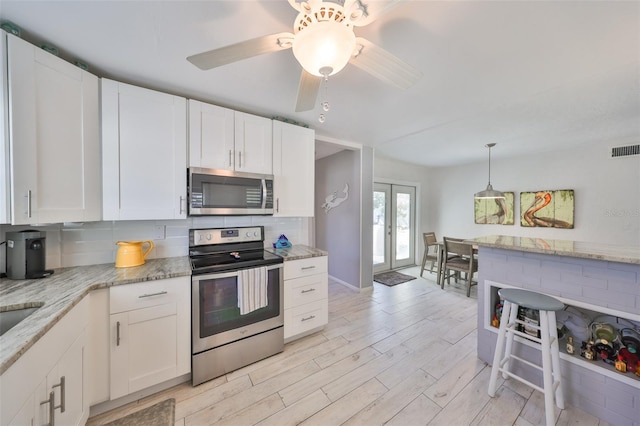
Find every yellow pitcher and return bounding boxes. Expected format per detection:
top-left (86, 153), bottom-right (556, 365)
top-left (115, 240), bottom-right (154, 268)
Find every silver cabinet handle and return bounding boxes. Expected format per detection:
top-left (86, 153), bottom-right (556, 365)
top-left (138, 291), bottom-right (168, 298)
top-left (40, 390), bottom-right (55, 426)
top-left (301, 288), bottom-right (316, 294)
top-left (116, 321), bottom-right (121, 346)
top-left (228, 149), bottom-right (233, 167)
top-left (180, 196), bottom-right (185, 214)
top-left (239, 151), bottom-right (242, 168)
top-left (276, 198), bottom-right (279, 213)
top-left (26, 190), bottom-right (32, 218)
top-left (301, 266), bottom-right (316, 270)
top-left (301, 315), bottom-right (316, 322)
top-left (52, 376), bottom-right (65, 413)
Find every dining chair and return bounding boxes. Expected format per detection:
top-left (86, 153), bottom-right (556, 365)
top-left (442, 237), bottom-right (478, 297)
top-left (420, 232), bottom-right (438, 277)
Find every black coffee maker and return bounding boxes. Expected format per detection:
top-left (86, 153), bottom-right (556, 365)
top-left (6, 230), bottom-right (54, 279)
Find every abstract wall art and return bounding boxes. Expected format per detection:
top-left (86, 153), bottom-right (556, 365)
top-left (474, 192), bottom-right (515, 225)
top-left (520, 189), bottom-right (574, 228)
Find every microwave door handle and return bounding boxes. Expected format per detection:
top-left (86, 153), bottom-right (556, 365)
top-left (261, 179), bottom-right (267, 209)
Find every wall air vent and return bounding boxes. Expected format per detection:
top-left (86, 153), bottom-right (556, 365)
top-left (610, 144), bottom-right (640, 158)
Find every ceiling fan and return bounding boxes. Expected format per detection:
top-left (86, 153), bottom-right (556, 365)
top-left (187, 0), bottom-right (421, 112)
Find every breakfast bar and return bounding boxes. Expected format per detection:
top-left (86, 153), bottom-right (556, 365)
top-left (470, 235), bottom-right (640, 425)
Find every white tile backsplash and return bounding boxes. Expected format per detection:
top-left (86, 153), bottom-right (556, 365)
top-left (1, 216), bottom-right (310, 272)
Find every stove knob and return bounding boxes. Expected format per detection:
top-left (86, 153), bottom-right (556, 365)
top-left (206, 234), bottom-right (212, 240)
top-left (254, 231), bottom-right (259, 237)
top-left (246, 231), bottom-right (252, 238)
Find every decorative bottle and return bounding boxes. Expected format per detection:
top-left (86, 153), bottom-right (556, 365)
top-left (566, 336), bottom-right (575, 355)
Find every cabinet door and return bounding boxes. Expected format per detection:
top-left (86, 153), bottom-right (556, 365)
top-left (7, 33), bottom-right (101, 224)
top-left (54, 331), bottom-right (87, 426)
top-left (1, 30), bottom-right (10, 224)
top-left (273, 121), bottom-right (315, 217)
top-left (188, 99), bottom-right (235, 170)
top-left (234, 111), bottom-right (273, 174)
top-left (110, 303), bottom-right (179, 399)
top-left (102, 79), bottom-right (187, 220)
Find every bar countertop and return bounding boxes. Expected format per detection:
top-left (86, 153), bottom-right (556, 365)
top-left (469, 235), bottom-right (640, 265)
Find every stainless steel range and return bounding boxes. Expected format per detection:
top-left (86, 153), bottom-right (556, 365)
top-left (189, 226), bottom-right (284, 386)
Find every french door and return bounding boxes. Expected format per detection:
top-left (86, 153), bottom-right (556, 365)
top-left (373, 183), bottom-right (416, 273)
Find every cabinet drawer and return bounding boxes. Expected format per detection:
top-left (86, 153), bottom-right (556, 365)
top-left (284, 299), bottom-right (328, 339)
top-left (284, 256), bottom-right (327, 280)
top-left (110, 277), bottom-right (188, 314)
top-left (284, 273), bottom-right (328, 309)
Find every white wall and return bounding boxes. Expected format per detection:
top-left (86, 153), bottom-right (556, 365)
top-left (379, 140), bottom-right (639, 247)
top-left (315, 150), bottom-right (363, 289)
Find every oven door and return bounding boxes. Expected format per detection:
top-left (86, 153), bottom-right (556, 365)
top-left (192, 263), bottom-right (283, 354)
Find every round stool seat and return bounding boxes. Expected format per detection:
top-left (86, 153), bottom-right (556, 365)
top-left (498, 288), bottom-right (565, 311)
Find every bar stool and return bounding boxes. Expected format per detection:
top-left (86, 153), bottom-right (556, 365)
top-left (488, 288), bottom-right (565, 426)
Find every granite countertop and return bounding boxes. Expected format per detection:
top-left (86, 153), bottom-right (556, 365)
top-left (469, 235), bottom-right (640, 265)
top-left (266, 244), bottom-right (328, 261)
top-left (0, 256), bottom-right (191, 375)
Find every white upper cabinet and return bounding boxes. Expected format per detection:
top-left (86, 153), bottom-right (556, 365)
top-left (6, 33), bottom-right (101, 224)
top-left (234, 111), bottom-right (273, 175)
top-left (102, 79), bottom-right (187, 220)
top-left (188, 99), bottom-right (234, 170)
top-left (272, 121), bottom-right (315, 217)
top-left (188, 100), bottom-right (273, 175)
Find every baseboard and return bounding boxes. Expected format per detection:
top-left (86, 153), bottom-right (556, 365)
top-left (89, 373), bottom-right (191, 417)
top-left (329, 275), bottom-right (360, 291)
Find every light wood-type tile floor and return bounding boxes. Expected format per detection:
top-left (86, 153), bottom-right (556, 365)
top-left (87, 266), bottom-right (609, 426)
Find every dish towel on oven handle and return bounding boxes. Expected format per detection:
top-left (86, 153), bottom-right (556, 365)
top-left (237, 266), bottom-right (268, 315)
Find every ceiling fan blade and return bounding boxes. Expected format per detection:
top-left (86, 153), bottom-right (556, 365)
top-left (187, 32), bottom-right (294, 70)
top-left (295, 70), bottom-right (322, 112)
top-left (349, 37), bottom-right (421, 89)
top-left (346, 0), bottom-right (405, 26)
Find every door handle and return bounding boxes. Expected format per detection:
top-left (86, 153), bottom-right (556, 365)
top-left (138, 291), bottom-right (168, 298)
top-left (51, 376), bottom-right (66, 413)
top-left (238, 151), bottom-right (242, 168)
top-left (40, 391), bottom-right (55, 426)
top-left (301, 288), bottom-right (316, 294)
top-left (228, 150), bottom-right (233, 167)
top-left (116, 321), bottom-right (121, 346)
top-left (25, 190), bottom-right (32, 218)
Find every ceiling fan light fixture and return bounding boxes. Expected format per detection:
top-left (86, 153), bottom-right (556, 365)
top-left (474, 143), bottom-right (505, 200)
top-left (292, 20), bottom-right (356, 77)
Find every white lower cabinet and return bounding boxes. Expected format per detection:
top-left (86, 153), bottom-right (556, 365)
top-left (1, 298), bottom-right (89, 426)
top-left (283, 256), bottom-right (328, 341)
top-left (109, 277), bottom-right (190, 400)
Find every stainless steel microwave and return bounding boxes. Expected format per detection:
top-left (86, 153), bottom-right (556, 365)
top-left (188, 168), bottom-right (274, 216)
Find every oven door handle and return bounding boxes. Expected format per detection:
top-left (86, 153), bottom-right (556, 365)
top-left (192, 263), bottom-right (282, 280)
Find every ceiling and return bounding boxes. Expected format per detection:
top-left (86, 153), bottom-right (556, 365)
top-left (1, 1), bottom-right (638, 166)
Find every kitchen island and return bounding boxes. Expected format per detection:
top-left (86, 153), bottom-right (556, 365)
top-left (470, 235), bottom-right (640, 425)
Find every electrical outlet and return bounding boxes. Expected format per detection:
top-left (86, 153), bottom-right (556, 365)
top-left (154, 225), bottom-right (166, 240)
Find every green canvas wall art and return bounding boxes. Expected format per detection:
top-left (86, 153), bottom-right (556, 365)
top-left (520, 189), bottom-right (574, 228)
top-left (474, 192), bottom-right (515, 225)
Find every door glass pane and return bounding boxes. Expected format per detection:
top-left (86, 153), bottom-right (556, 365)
top-left (373, 190), bottom-right (386, 265)
top-left (395, 193), bottom-right (410, 261)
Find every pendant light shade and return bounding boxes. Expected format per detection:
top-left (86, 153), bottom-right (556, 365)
top-left (474, 143), bottom-right (505, 200)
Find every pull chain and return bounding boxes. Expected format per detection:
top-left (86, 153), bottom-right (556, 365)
top-left (318, 67), bottom-right (332, 123)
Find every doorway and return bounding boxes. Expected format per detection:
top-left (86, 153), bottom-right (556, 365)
top-left (373, 183), bottom-right (416, 273)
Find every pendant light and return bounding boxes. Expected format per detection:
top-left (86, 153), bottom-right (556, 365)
top-left (474, 143), bottom-right (505, 200)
